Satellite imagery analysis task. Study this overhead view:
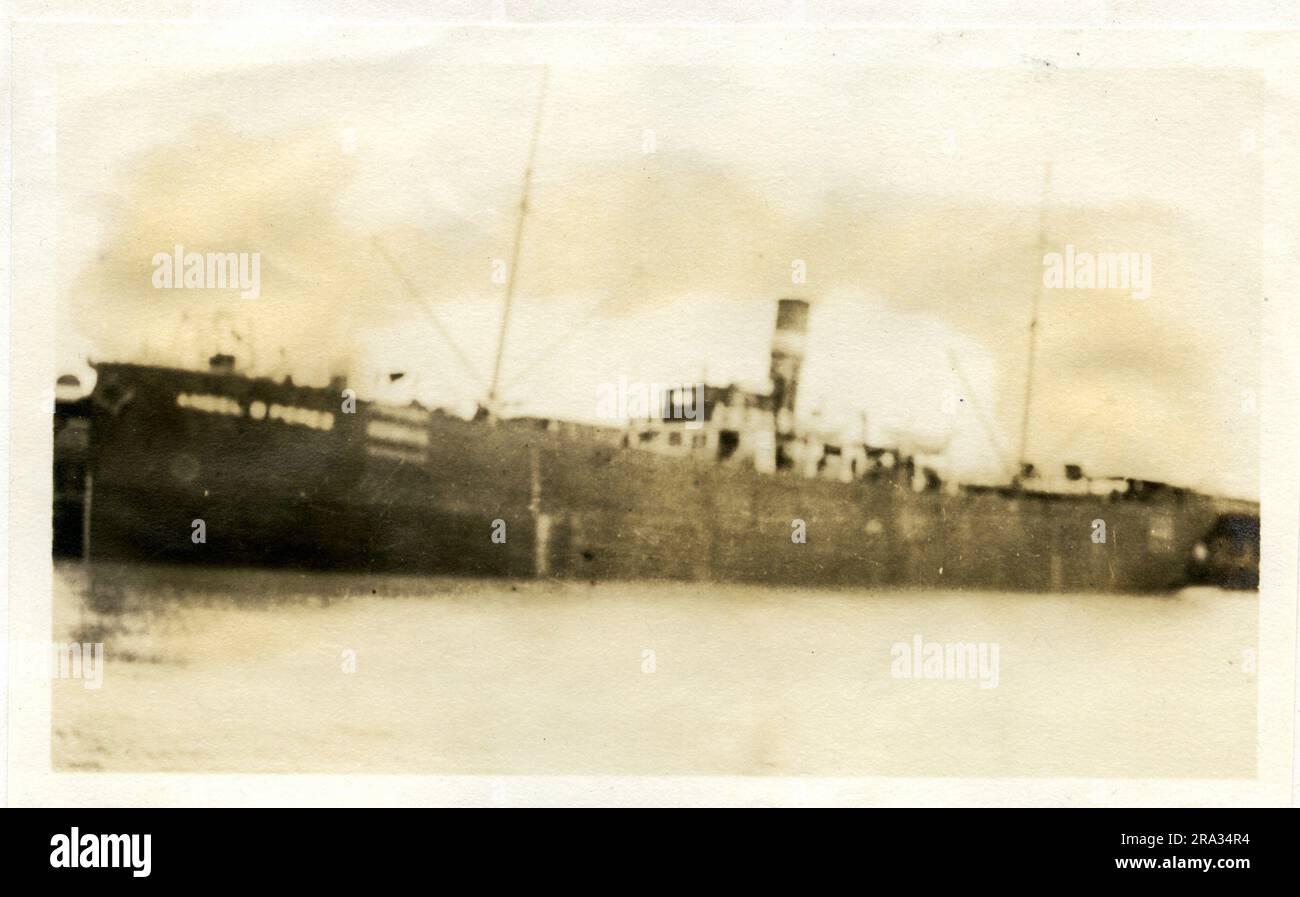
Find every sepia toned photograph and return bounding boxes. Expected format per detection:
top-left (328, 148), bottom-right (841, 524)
top-left (6, 4), bottom-right (1299, 810)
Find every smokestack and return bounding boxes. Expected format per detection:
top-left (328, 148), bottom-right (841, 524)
top-left (770, 298), bottom-right (809, 465)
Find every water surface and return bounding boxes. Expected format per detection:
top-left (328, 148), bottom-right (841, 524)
top-left (52, 560), bottom-right (1257, 777)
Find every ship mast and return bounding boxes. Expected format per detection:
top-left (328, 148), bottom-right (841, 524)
top-left (1015, 161), bottom-right (1052, 482)
top-left (486, 66), bottom-right (550, 412)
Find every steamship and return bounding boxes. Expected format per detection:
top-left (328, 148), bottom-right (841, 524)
top-left (53, 294), bottom-right (1258, 592)
top-left (52, 71), bottom-right (1259, 592)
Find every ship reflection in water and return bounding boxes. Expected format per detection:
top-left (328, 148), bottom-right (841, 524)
top-left (52, 561), bottom-right (1256, 776)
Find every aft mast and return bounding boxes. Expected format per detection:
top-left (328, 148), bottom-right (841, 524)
top-left (485, 66), bottom-right (551, 416)
top-left (1016, 161), bottom-right (1052, 483)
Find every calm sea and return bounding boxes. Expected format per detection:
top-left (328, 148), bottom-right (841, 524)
top-left (51, 560), bottom-right (1257, 777)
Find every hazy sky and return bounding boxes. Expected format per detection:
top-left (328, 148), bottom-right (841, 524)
top-left (49, 34), bottom-right (1263, 498)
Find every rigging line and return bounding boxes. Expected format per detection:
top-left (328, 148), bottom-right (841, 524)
top-left (371, 237), bottom-right (485, 387)
top-left (1017, 160), bottom-right (1053, 476)
top-left (488, 65), bottom-right (550, 405)
top-left (948, 349), bottom-right (1017, 483)
top-left (500, 292), bottom-right (618, 394)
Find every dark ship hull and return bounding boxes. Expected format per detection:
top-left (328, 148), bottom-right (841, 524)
top-left (60, 360), bottom-right (1257, 593)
